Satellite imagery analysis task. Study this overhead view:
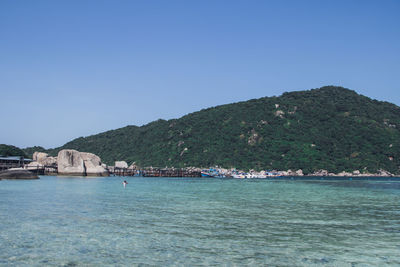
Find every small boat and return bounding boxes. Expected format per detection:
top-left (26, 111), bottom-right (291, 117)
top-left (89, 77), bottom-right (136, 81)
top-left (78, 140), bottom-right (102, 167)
top-left (201, 171), bottom-right (213, 177)
top-left (232, 174), bottom-right (246, 179)
top-left (201, 168), bottom-right (226, 178)
top-left (265, 171), bottom-right (283, 178)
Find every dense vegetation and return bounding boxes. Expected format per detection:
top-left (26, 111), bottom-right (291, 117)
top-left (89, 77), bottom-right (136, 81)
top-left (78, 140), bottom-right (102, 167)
top-left (0, 144), bottom-right (28, 158)
top-left (41, 86), bottom-right (400, 174)
top-left (23, 146), bottom-right (47, 158)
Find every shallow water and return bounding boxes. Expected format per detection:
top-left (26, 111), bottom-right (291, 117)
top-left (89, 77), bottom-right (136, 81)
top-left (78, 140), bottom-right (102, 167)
top-left (1, 176), bottom-right (400, 266)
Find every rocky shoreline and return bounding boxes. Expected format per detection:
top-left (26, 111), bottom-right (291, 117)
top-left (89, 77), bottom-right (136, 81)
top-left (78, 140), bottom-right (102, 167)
top-left (21, 150), bottom-right (399, 178)
top-left (206, 168), bottom-right (398, 178)
top-left (0, 169), bottom-right (39, 179)
top-left (277, 169), bottom-right (396, 177)
top-left (27, 150), bottom-right (109, 176)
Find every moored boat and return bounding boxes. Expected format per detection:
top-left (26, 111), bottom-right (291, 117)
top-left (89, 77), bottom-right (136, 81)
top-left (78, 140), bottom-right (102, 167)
top-left (232, 173), bottom-right (246, 179)
top-left (201, 168), bottom-right (226, 178)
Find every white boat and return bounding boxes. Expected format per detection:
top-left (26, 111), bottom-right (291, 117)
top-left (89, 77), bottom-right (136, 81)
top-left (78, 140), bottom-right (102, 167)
top-left (232, 174), bottom-right (246, 179)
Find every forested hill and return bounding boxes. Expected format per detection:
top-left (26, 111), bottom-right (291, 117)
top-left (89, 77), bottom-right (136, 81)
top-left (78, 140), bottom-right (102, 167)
top-left (47, 86), bottom-right (400, 174)
top-left (0, 144), bottom-right (28, 158)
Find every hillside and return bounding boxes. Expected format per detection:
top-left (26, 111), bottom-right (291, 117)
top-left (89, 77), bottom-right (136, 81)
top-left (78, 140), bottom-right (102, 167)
top-left (47, 86), bottom-right (400, 174)
top-left (23, 146), bottom-right (47, 158)
top-left (0, 144), bottom-right (28, 158)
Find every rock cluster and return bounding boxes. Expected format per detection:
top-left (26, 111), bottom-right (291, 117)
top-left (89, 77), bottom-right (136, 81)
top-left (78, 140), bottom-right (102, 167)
top-left (28, 152), bottom-right (57, 168)
top-left (274, 110), bottom-right (285, 118)
top-left (57, 149), bottom-right (109, 176)
top-left (115, 161), bottom-right (128, 168)
top-left (81, 152), bottom-right (109, 176)
top-left (247, 129), bottom-right (260, 146)
top-left (279, 169), bottom-right (304, 176)
top-left (307, 169), bottom-right (395, 177)
top-left (33, 152), bottom-right (47, 162)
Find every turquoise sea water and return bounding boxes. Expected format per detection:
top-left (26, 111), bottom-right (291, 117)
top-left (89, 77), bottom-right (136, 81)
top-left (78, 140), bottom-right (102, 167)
top-left (1, 176), bottom-right (400, 266)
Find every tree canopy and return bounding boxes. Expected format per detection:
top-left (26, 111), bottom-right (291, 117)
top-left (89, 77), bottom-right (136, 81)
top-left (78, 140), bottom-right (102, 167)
top-left (0, 144), bottom-right (28, 158)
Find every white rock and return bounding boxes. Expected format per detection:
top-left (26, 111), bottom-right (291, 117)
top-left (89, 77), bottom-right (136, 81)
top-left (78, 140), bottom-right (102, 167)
top-left (115, 161), bottom-right (128, 168)
top-left (80, 152), bottom-right (109, 177)
top-left (275, 110), bottom-right (285, 118)
top-left (32, 151), bottom-right (57, 166)
top-left (286, 169), bottom-right (296, 176)
top-left (319, 170), bottom-right (329, 176)
top-left (26, 161), bottom-right (43, 168)
top-left (33, 152), bottom-right (48, 162)
top-left (337, 171), bottom-right (352, 177)
top-left (57, 149), bottom-right (85, 176)
top-left (378, 169), bottom-right (392, 177)
top-left (43, 156), bottom-right (57, 166)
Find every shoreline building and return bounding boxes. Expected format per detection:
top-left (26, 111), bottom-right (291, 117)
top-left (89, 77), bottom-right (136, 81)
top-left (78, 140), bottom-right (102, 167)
top-left (0, 156), bottom-right (32, 171)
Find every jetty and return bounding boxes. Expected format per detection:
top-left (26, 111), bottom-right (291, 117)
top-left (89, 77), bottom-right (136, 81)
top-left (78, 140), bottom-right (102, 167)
top-left (108, 167), bottom-right (201, 177)
top-left (25, 165), bottom-right (58, 175)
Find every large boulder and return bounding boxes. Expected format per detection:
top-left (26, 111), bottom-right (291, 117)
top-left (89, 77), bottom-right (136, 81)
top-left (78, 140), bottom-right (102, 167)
top-left (0, 169), bottom-right (39, 179)
top-left (33, 152), bottom-right (48, 162)
top-left (42, 156), bottom-right (57, 166)
top-left (80, 152), bottom-right (109, 176)
top-left (115, 161), bottom-right (128, 168)
top-left (378, 169), bottom-right (393, 177)
top-left (57, 149), bottom-right (109, 177)
top-left (57, 149), bottom-right (86, 176)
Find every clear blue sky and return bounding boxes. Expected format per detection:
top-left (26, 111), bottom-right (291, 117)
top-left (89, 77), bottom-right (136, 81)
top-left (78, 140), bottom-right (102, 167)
top-left (1, 0), bottom-right (399, 149)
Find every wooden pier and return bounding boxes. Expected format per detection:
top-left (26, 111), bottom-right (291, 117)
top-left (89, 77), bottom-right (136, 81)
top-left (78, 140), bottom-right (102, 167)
top-left (109, 167), bottom-right (138, 176)
top-left (109, 167), bottom-right (201, 177)
top-left (25, 165), bottom-right (58, 175)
